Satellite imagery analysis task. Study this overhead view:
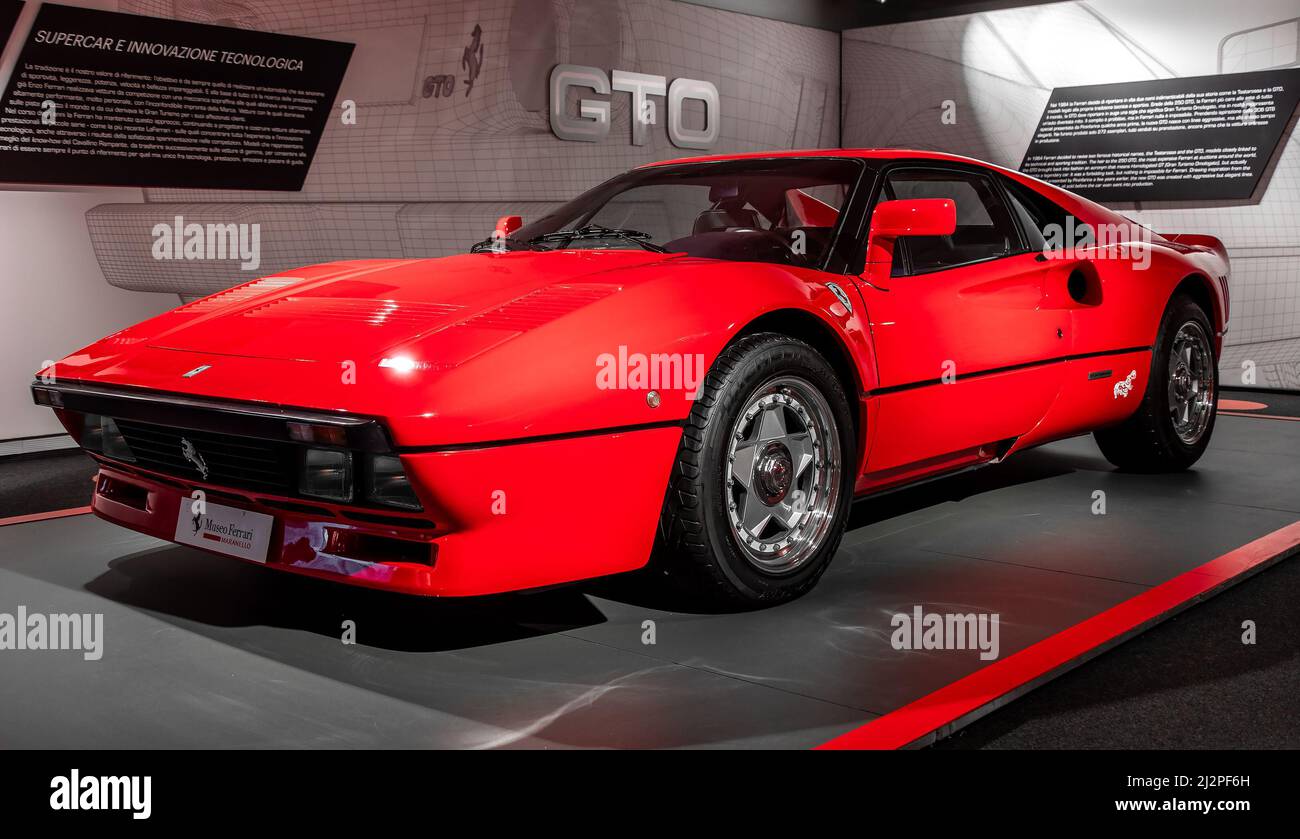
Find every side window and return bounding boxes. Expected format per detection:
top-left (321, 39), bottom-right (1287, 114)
top-left (1001, 178), bottom-right (1085, 255)
top-left (884, 169), bottom-right (1020, 275)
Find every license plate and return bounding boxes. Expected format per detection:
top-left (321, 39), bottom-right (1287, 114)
top-left (174, 500), bottom-right (274, 563)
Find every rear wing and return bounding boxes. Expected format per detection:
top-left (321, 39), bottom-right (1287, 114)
top-left (1158, 233), bottom-right (1230, 273)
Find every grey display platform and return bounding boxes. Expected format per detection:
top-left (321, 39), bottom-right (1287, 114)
top-left (1, 415), bottom-right (1297, 749)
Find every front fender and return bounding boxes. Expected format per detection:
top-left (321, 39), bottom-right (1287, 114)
top-left (388, 259), bottom-right (872, 448)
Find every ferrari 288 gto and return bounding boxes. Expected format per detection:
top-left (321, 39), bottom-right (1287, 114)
top-left (33, 150), bottom-right (1229, 605)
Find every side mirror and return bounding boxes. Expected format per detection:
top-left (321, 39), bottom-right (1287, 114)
top-left (495, 215), bottom-right (523, 237)
top-left (865, 198), bottom-right (956, 266)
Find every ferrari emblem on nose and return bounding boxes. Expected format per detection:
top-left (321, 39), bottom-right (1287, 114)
top-left (180, 438), bottom-right (209, 480)
top-left (182, 365), bottom-right (211, 378)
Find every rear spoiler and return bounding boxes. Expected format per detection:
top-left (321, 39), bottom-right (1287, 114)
top-left (1159, 233), bottom-right (1230, 272)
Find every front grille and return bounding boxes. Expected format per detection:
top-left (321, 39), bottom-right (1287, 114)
top-left (114, 419), bottom-right (297, 496)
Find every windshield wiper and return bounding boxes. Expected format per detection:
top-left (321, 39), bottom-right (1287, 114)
top-left (529, 224), bottom-right (668, 253)
top-left (468, 236), bottom-right (547, 253)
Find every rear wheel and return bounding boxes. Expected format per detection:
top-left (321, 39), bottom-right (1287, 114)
top-left (1094, 294), bottom-right (1218, 472)
top-left (657, 333), bottom-right (855, 606)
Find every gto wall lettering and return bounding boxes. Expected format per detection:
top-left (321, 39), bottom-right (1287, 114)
top-left (549, 64), bottom-right (720, 149)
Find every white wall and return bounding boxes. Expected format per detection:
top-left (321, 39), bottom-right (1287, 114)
top-left (0, 189), bottom-right (176, 439)
top-left (91, 0), bottom-right (842, 295)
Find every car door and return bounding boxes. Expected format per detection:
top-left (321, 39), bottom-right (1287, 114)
top-left (852, 165), bottom-right (1067, 483)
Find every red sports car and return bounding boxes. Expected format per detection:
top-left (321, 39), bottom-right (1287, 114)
top-left (34, 150), bottom-right (1229, 605)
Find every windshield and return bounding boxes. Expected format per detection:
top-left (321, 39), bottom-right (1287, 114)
top-left (475, 158), bottom-right (864, 269)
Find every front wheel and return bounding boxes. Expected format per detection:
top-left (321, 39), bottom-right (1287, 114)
top-left (657, 333), bottom-right (856, 606)
top-left (1094, 294), bottom-right (1218, 472)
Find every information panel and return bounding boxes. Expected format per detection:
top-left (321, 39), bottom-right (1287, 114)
top-left (0, 3), bottom-right (352, 190)
top-left (1020, 69), bottom-right (1300, 202)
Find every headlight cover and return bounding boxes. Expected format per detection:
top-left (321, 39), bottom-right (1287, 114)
top-left (367, 454), bottom-right (422, 510)
top-left (300, 448), bottom-right (353, 502)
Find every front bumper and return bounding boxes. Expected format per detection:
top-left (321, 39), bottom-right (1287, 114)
top-left (87, 424), bottom-right (681, 596)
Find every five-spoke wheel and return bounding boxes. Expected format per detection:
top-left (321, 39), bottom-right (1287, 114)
top-left (658, 333), bottom-right (855, 605)
top-left (1168, 320), bottom-right (1215, 446)
top-left (725, 377), bottom-right (841, 574)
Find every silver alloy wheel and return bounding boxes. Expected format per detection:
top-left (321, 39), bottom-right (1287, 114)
top-left (1168, 320), bottom-right (1215, 445)
top-left (725, 376), bottom-right (842, 574)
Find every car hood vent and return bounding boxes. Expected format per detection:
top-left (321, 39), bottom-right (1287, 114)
top-left (243, 297), bottom-right (465, 326)
top-left (180, 277), bottom-right (302, 313)
top-left (458, 284), bottom-right (618, 332)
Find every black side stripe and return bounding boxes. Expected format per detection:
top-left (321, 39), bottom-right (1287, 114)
top-left (866, 346), bottom-right (1152, 397)
top-left (398, 419), bottom-right (686, 453)
top-left (400, 346), bottom-right (1152, 451)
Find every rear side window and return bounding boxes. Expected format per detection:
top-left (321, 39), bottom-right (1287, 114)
top-left (1001, 178), bottom-right (1084, 254)
top-left (884, 168), bottom-right (1019, 275)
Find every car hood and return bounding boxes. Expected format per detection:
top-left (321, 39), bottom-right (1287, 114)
top-left (146, 250), bottom-right (682, 364)
top-left (49, 249), bottom-right (851, 447)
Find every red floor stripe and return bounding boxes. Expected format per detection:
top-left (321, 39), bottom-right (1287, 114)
top-left (1218, 399), bottom-right (1268, 411)
top-left (0, 505), bottom-right (93, 528)
top-left (816, 520), bottom-right (1300, 750)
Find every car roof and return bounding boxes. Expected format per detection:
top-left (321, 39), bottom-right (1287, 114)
top-left (638, 148), bottom-right (1008, 168)
top-left (638, 148), bottom-right (1129, 228)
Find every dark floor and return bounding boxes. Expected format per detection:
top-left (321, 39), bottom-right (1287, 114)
top-left (1220, 386), bottom-right (1300, 418)
top-left (0, 414), bottom-right (1296, 748)
top-left (934, 553), bottom-right (1300, 749)
top-left (0, 448), bottom-right (96, 518)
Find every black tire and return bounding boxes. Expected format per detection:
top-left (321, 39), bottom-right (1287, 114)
top-left (1094, 294), bottom-right (1218, 472)
top-left (657, 333), bottom-right (856, 606)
